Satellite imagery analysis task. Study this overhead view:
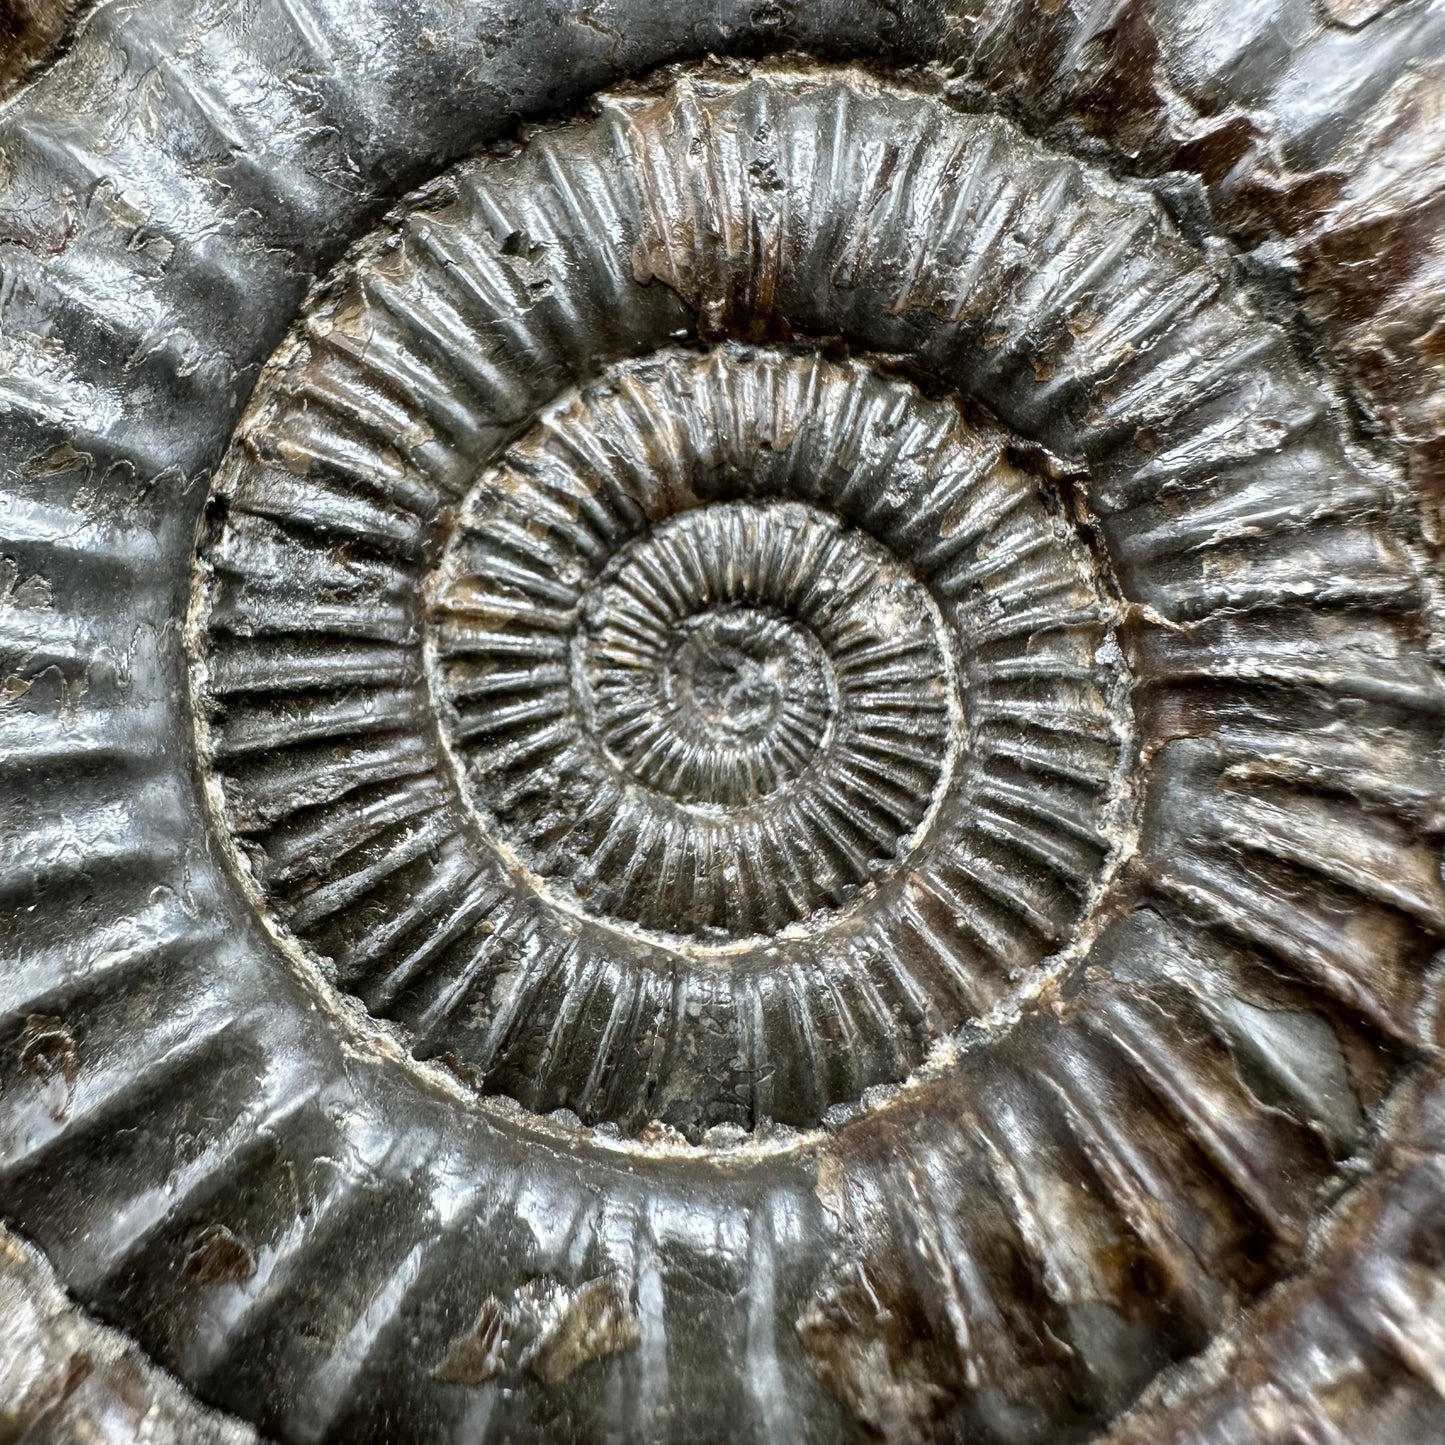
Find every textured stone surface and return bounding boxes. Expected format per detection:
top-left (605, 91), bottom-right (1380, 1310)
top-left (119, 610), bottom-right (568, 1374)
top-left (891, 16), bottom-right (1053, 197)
top-left (0, 3), bottom-right (1443, 1444)
top-left (0, 1222), bottom-right (257, 1442)
top-left (0, 0), bottom-right (91, 98)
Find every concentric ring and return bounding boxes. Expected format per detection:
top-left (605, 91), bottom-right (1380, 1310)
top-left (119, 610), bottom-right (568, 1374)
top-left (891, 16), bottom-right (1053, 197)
top-left (436, 492), bottom-right (957, 937)
top-left (199, 341), bottom-right (1130, 1127)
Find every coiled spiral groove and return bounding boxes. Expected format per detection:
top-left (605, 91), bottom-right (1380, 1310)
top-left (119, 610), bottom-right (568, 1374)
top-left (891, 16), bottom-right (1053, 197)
top-left (202, 336), bottom-right (1130, 1132)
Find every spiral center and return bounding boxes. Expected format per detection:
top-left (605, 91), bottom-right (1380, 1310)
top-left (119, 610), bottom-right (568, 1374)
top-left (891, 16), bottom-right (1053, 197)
top-left (589, 593), bottom-right (835, 807)
top-left (579, 509), bottom-right (849, 812)
top-left (670, 613), bottom-right (789, 738)
top-left (431, 495), bottom-right (954, 937)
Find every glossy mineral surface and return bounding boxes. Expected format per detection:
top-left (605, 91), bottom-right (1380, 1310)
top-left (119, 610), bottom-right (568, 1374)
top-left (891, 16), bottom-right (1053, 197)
top-left (1, 3), bottom-right (1443, 1444)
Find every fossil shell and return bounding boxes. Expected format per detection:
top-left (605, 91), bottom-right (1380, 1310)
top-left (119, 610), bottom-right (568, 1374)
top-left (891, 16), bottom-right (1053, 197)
top-left (1, 4), bottom-right (1443, 1445)
top-left (199, 328), bottom-right (1130, 1134)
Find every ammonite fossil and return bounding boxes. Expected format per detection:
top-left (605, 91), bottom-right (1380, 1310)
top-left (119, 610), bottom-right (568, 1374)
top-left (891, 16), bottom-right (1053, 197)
top-left (2, 3), bottom-right (1443, 1443)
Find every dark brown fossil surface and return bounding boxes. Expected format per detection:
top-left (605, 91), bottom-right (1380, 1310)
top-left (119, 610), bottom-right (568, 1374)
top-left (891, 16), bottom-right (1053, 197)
top-left (0, 3), bottom-right (1443, 1444)
top-left (0, 0), bottom-right (87, 96)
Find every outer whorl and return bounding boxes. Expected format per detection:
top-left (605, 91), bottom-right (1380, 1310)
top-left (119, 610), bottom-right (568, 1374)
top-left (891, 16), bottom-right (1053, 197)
top-left (1, 9), bottom-right (1443, 1445)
